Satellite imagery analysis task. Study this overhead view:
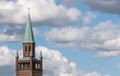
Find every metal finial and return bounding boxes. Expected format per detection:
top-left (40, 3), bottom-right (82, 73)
top-left (28, 8), bottom-right (30, 15)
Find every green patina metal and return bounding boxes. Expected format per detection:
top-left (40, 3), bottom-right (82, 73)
top-left (33, 58), bottom-right (39, 61)
top-left (23, 14), bottom-right (35, 43)
top-left (19, 57), bottom-right (38, 61)
top-left (19, 57), bottom-right (30, 61)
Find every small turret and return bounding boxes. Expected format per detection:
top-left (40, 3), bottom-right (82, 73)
top-left (16, 51), bottom-right (19, 58)
top-left (40, 51), bottom-right (43, 61)
top-left (16, 51), bottom-right (19, 70)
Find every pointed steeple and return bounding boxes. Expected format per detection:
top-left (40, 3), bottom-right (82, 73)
top-left (23, 9), bottom-right (35, 43)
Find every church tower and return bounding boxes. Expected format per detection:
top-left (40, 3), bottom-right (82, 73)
top-left (16, 12), bottom-right (43, 76)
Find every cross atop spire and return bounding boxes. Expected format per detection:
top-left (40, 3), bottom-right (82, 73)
top-left (23, 10), bottom-right (35, 43)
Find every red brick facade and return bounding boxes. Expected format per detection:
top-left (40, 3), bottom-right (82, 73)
top-left (16, 43), bottom-right (43, 76)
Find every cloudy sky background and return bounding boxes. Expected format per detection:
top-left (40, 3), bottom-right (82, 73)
top-left (0, 0), bottom-right (120, 76)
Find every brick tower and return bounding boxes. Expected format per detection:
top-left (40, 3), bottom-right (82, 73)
top-left (16, 12), bottom-right (43, 76)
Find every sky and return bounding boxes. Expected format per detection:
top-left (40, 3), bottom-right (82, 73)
top-left (0, 0), bottom-right (120, 76)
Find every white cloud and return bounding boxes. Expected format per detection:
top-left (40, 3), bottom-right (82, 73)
top-left (0, 25), bottom-right (39, 42)
top-left (36, 46), bottom-right (81, 76)
top-left (83, 12), bottom-right (96, 25)
top-left (0, 0), bottom-right (91, 42)
top-left (82, 72), bottom-right (101, 76)
top-left (0, 45), bottom-right (102, 76)
top-left (104, 74), bottom-right (110, 76)
top-left (45, 27), bottom-right (89, 44)
top-left (0, 46), bottom-right (15, 66)
top-left (0, 33), bottom-right (21, 42)
top-left (0, 0), bottom-right (96, 42)
top-left (0, 0), bottom-right (81, 26)
top-left (62, 0), bottom-right (80, 7)
top-left (66, 8), bottom-right (81, 21)
top-left (85, 0), bottom-right (120, 14)
top-left (45, 21), bottom-right (120, 53)
top-left (96, 51), bottom-right (120, 58)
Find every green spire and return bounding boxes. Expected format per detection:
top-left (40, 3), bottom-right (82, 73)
top-left (16, 51), bottom-right (19, 57)
top-left (23, 12), bottom-right (35, 43)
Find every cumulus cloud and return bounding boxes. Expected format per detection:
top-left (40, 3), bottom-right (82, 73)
top-left (84, 0), bottom-right (120, 14)
top-left (0, 0), bottom-right (97, 42)
top-left (82, 72), bottom-right (101, 76)
top-left (0, 25), bottom-right (24, 42)
top-left (45, 27), bottom-right (89, 45)
top-left (0, 0), bottom-right (93, 42)
top-left (104, 74), bottom-right (110, 76)
top-left (62, 0), bottom-right (80, 7)
top-left (45, 21), bottom-right (120, 53)
top-left (36, 46), bottom-right (81, 76)
top-left (0, 25), bottom-right (38, 42)
top-left (0, 0), bottom-right (81, 26)
top-left (0, 45), bottom-right (102, 76)
top-left (96, 51), bottom-right (120, 58)
top-left (83, 12), bottom-right (96, 25)
top-left (0, 46), bottom-right (15, 66)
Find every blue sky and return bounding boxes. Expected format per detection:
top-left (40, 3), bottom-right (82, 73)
top-left (0, 0), bottom-right (120, 76)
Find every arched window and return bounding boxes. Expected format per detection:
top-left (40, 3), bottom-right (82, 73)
top-left (25, 46), bottom-right (27, 51)
top-left (35, 64), bottom-right (38, 69)
top-left (38, 64), bottom-right (40, 69)
top-left (18, 64), bottom-right (20, 69)
top-left (29, 46), bottom-right (31, 51)
top-left (21, 64), bottom-right (23, 69)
